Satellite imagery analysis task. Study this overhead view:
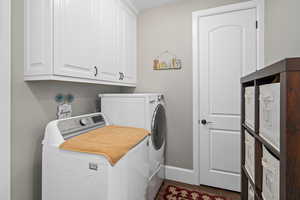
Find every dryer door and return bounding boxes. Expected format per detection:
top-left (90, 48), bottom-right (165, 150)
top-left (148, 103), bottom-right (166, 200)
top-left (151, 104), bottom-right (166, 150)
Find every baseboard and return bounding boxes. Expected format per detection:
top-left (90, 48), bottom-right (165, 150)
top-left (164, 165), bottom-right (197, 185)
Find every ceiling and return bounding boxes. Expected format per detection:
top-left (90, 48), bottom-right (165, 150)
top-left (129, 0), bottom-right (181, 12)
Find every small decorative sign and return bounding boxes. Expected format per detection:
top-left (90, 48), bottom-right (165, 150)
top-left (153, 50), bottom-right (182, 70)
top-left (55, 94), bottom-right (75, 119)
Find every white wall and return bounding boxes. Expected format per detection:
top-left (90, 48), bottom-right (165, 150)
top-left (0, 0), bottom-right (11, 199)
top-left (265, 0), bottom-right (300, 65)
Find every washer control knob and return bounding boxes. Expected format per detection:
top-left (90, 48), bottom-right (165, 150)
top-left (79, 118), bottom-right (88, 126)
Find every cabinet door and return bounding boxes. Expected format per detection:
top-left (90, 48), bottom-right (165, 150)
top-left (97, 0), bottom-right (120, 82)
top-left (24, 0), bottom-right (53, 76)
top-left (53, 0), bottom-right (99, 79)
top-left (122, 6), bottom-right (137, 84)
top-left (116, 2), bottom-right (126, 83)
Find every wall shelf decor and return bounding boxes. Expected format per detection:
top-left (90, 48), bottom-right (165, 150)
top-left (241, 58), bottom-right (300, 200)
top-left (153, 50), bottom-right (182, 70)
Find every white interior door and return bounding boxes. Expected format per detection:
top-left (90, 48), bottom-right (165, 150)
top-left (0, 0), bottom-right (11, 199)
top-left (197, 8), bottom-right (257, 191)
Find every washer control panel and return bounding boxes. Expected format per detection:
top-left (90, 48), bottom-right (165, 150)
top-left (58, 113), bottom-right (106, 139)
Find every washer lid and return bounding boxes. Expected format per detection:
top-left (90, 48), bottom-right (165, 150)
top-left (151, 104), bottom-right (166, 150)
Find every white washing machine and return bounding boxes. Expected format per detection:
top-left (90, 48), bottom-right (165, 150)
top-left (42, 113), bottom-right (149, 200)
top-left (99, 93), bottom-right (166, 200)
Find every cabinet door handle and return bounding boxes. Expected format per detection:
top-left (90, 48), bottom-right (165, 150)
top-left (94, 66), bottom-right (98, 77)
top-left (119, 72), bottom-right (124, 80)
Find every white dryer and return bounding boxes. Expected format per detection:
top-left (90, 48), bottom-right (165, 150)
top-left (42, 113), bottom-right (149, 200)
top-left (100, 93), bottom-right (166, 200)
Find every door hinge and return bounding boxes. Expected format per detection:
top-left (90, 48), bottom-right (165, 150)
top-left (256, 20), bottom-right (258, 29)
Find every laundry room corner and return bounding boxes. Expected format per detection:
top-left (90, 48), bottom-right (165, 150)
top-left (5, 0), bottom-right (300, 199)
top-left (121, 0), bottom-right (244, 183)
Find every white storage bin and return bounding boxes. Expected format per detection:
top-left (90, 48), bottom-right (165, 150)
top-left (259, 83), bottom-right (280, 151)
top-left (245, 87), bottom-right (255, 129)
top-left (245, 130), bottom-right (255, 182)
top-left (262, 147), bottom-right (280, 200)
top-left (248, 182), bottom-right (255, 200)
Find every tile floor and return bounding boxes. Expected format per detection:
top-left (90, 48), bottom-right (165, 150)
top-left (156, 180), bottom-right (240, 200)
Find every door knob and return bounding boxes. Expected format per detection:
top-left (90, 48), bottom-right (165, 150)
top-left (201, 119), bottom-right (213, 125)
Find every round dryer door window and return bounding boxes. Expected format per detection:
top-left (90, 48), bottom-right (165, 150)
top-left (151, 104), bottom-right (166, 150)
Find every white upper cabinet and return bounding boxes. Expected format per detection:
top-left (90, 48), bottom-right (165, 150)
top-left (98, 0), bottom-right (120, 83)
top-left (123, 5), bottom-right (137, 84)
top-left (24, 0), bottom-right (53, 76)
top-left (99, 0), bottom-right (137, 84)
top-left (53, 0), bottom-right (99, 80)
top-left (24, 0), bottom-right (137, 87)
